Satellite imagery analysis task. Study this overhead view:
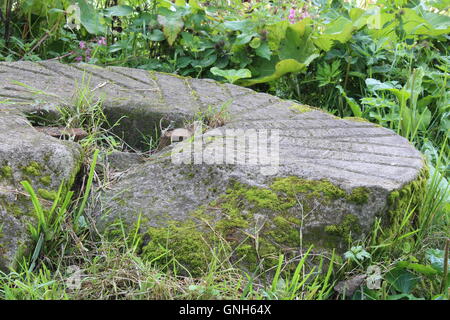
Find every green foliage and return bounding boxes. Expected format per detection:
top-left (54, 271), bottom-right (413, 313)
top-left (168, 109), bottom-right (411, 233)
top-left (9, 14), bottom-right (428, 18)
top-left (344, 246), bottom-right (371, 264)
top-left (210, 67), bottom-right (252, 83)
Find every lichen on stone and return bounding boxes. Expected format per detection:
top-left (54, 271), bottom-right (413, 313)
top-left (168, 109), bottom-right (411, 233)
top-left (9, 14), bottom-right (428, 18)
top-left (342, 116), bottom-right (382, 127)
top-left (343, 116), bottom-right (370, 123)
top-left (289, 103), bottom-right (313, 114)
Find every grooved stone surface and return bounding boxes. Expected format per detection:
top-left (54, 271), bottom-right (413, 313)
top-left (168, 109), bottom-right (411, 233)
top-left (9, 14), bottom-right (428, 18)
top-left (0, 61), bottom-right (425, 268)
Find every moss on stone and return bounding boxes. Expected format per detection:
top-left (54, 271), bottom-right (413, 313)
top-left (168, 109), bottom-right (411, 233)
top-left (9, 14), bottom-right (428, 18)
top-left (37, 188), bottom-right (57, 201)
top-left (271, 176), bottom-right (347, 203)
top-left (11, 205), bottom-right (24, 217)
top-left (190, 179), bottom-right (317, 269)
top-left (342, 117), bottom-right (381, 127)
top-left (21, 161), bottom-right (42, 177)
top-left (243, 187), bottom-right (281, 210)
top-left (1, 202), bottom-right (25, 217)
top-left (268, 215), bottom-right (300, 246)
top-left (347, 187), bottom-right (370, 205)
top-left (131, 172), bottom-right (426, 275)
top-left (0, 166), bottom-right (12, 179)
top-left (324, 214), bottom-right (361, 242)
top-left (386, 164), bottom-right (429, 236)
top-left (343, 117), bottom-right (370, 123)
top-left (0, 195), bottom-right (31, 218)
top-left (141, 221), bottom-right (212, 276)
top-left (39, 175), bottom-right (52, 186)
top-left (289, 103), bottom-right (313, 114)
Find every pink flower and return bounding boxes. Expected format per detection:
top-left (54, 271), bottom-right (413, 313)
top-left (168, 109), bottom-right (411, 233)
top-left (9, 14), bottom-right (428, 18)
top-left (97, 37), bottom-right (107, 46)
top-left (79, 41), bottom-right (86, 49)
top-left (288, 8), bottom-right (296, 24)
top-left (75, 56), bottom-right (83, 62)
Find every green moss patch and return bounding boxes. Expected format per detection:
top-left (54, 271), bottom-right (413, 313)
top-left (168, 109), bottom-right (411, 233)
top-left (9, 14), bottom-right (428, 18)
top-left (37, 188), bottom-right (57, 201)
top-left (271, 177), bottom-right (347, 202)
top-left (386, 165), bottom-right (429, 236)
top-left (0, 166), bottom-right (13, 179)
top-left (141, 221), bottom-right (212, 277)
top-left (347, 187), bottom-right (370, 204)
top-left (135, 177), bottom-right (374, 274)
top-left (21, 161), bottom-right (43, 177)
top-left (39, 175), bottom-right (52, 186)
top-left (325, 214), bottom-right (361, 242)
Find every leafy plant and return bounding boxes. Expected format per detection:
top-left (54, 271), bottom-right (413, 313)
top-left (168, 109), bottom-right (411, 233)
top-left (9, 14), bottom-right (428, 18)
top-left (344, 246), bottom-right (372, 266)
top-left (210, 67), bottom-right (252, 84)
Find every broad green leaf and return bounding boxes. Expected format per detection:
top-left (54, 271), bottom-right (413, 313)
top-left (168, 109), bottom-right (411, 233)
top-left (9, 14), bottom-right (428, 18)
top-left (426, 248), bottom-right (450, 273)
top-left (368, 12), bottom-right (397, 43)
top-left (279, 23), bottom-right (319, 62)
top-left (365, 78), bottom-right (410, 104)
top-left (402, 9), bottom-right (450, 37)
top-left (76, 0), bottom-right (106, 35)
top-left (266, 20), bottom-right (289, 51)
top-left (176, 56), bottom-right (192, 68)
top-left (385, 268), bottom-right (419, 294)
top-left (417, 95), bottom-right (437, 110)
top-left (157, 14), bottom-right (184, 46)
top-left (422, 11), bottom-right (450, 34)
top-left (148, 29), bottom-right (165, 41)
top-left (349, 8), bottom-right (367, 29)
top-left (235, 33), bottom-right (255, 46)
top-left (388, 293), bottom-right (424, 300)
top-left (223, 20), bottom-right (253, 32)
top-left (416, 107), bottom-right (431, 131)
top-left (104, 5), bottom-right (134, 17)
top-left (366, 7), bottom-right (383, 30)
top-left (396, 261), bottom-right (439, 276)
top-left (210, 67), bottom-right (252, 84)
top-left (192, 53), bottom-right (217, 68)
top-left (288, 18), bottom-right (311, 37)
top-left (230, 47), bottom-right (252, 68)
top-left (389, 89), bottom-right (411, 105)
top-left (157, 0), bottom-right (175, 9)
top-left (366, 78), bottom-right (399, 91)
top-left (240, 57), bottom-right (318, 86)
top-left (132, 12), bottom-right (157, 29)
top-left (313, 17), bottom-right (354, 51)
top-left (255, 42), bottom-right (272, 60)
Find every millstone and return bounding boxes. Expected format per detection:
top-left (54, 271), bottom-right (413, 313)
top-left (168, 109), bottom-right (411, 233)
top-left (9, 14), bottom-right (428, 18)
top-left (0, 61), bottom-right (426, 271)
